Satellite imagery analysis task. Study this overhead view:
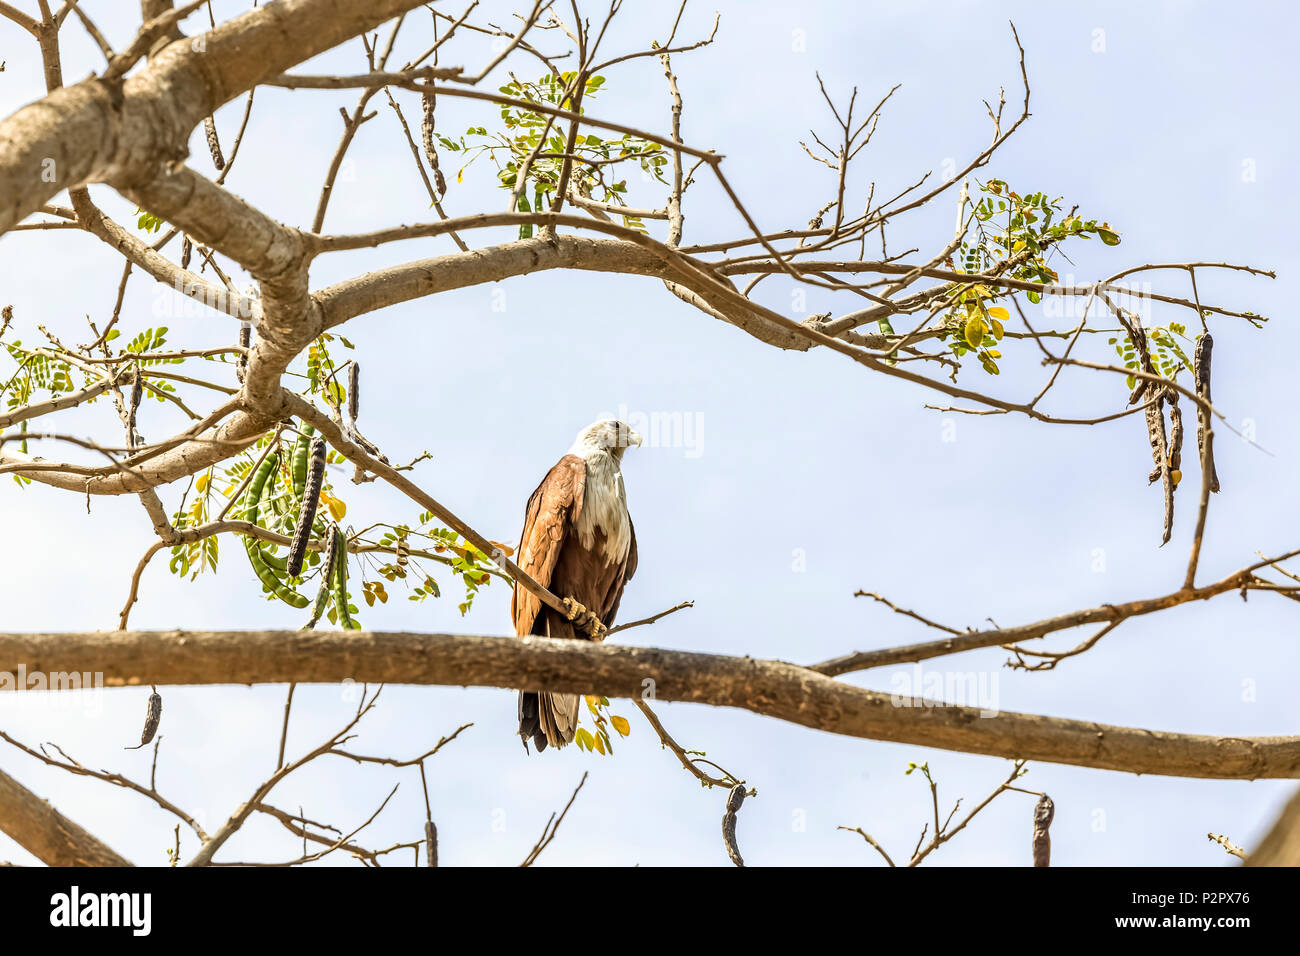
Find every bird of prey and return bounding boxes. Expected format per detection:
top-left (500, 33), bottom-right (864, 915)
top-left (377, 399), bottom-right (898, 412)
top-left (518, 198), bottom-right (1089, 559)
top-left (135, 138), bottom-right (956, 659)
top-left (512, 419), bottom-right (641, 751)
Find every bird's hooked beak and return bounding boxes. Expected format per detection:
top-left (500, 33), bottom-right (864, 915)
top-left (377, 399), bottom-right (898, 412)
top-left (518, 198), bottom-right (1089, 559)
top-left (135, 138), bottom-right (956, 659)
top-left (627, 429), bottom-right (643, 449)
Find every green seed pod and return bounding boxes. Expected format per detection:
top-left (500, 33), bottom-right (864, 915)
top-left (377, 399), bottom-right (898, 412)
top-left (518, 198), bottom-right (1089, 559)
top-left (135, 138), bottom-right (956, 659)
top-left (262, 461), bottom-right (290, 521)
top-left (287, 438), bottom-right (326, 577)
top-left (331, 525), bottom-right (359, 629)
top-left (258, 539), bottom-right (290, 574)
top-left (242, 451), bottom-right (280, 523)
top-left (303, 523), bottom-right (340, 630)
top-left (291, 424), bottom-right (315, 497)
top-left (244, 535), bottom-right (310, 608)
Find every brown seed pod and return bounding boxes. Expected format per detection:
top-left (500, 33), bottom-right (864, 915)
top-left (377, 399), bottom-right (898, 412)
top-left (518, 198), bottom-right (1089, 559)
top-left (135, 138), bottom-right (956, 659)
top-left (722, 783), bottom-right (747, 867)
top-left (1194, 334), bottom-right (1220, 493)
top-left (1117, 312), bottom-right (1156, 406)
top-left (1144, 394), bottom-right (1175, 545)
top-left (420, 91), bottom-right (446, 198)
top-left (1167, 390), bottom-right (1183, 475)
top-left (180, 236), bottom-right (192, 270)
top-left (203, 115), bottom-right (225, 170)
top-left (347, 362), bottom-right (359, 424)
top-left (127, 374), bottom-right (144, 448)
top-left (303, 523), bottom-right (341, 629)
top-left (237, 321), bottom-right (251, 384)
top-left (286, 438), bottom-right (326, 577)
top-left (349, 427), bottom-right (389, 464)
top-left (126, 691), bottom-right (163, 750)
top-left (424, 821), bottom-right (438, 867)
top-left (1032, 794), bottom-right (1054, 867)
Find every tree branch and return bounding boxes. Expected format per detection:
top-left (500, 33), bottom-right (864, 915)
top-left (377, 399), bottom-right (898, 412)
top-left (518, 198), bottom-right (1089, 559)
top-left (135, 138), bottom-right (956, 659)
top-left (2, 629), bottom-right (1298, 779)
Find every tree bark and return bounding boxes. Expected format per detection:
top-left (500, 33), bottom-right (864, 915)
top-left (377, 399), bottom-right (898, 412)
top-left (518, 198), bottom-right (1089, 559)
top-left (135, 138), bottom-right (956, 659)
top-left (2, 628), bottom-right (1297, 780)
top-left (0, 0), bottom-right (429, 233)
top-left (1246, 786), bottom-right (1300, 866)
top-left (0, 767), bottom-right (133, 866)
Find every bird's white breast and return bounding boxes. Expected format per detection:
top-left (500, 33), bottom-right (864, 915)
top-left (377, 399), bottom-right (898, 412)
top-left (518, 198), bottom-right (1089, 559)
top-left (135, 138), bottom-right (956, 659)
top-left (574, 451), bottom-right (631, 561)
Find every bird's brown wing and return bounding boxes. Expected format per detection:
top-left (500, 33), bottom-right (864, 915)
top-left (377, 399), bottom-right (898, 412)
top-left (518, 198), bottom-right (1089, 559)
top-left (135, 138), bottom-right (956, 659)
top-left (601, 517), bottom-right (636, 627)
top-left (511, 454), bottom-right (586, 638)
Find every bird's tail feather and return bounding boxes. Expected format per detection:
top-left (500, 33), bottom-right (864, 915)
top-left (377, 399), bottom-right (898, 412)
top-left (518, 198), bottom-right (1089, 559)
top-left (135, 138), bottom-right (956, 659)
top-left (518, 690), bottom-right (548, 753)
top-left (517, 612), bottom-right (582, 752)
top-left (539, 691), bottom-right (580, 749)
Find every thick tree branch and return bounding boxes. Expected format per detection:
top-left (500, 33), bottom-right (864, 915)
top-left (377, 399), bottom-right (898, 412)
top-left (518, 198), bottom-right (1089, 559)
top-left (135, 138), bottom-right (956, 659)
top-left (0, 0), bottom-right (431, 233)
top-left (2, 629), bottom-right (1298, 779)
top-left (0, 766), bottom-right (133, 866)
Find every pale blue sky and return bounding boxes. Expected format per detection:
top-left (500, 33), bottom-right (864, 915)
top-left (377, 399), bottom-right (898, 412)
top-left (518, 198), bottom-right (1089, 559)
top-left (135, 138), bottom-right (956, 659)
top-left (0, 1), bottom-right (1296, 866)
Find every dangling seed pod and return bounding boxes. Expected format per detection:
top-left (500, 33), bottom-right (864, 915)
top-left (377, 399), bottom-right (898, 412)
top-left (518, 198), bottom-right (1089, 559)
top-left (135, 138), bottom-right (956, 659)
top-left (395, 531), bottom-right (409, 568)
top-left (204, 115), bottom-right (225, 170)
top-left (303, 522), bottom-right (340, 629)
top-left (420, 92), bottom-right (446, 198)
top-left (347, 362), bottom-right (359, 425)
top-left (424, 821), bottom-right (438, 867)
top-left (1144, 393), bottom-right (1175, 545)
top-left (237, 321), bottom-right (251, 384)
top-left (1032, 794), bottom-right (1055, 867)
top-left (721, 783), bottom-right (747, 867)
top-left (331, 524), bottom-right (358, 629)
top-left (1194, 334), bottom-right (1220, 493)
top-left (1167, 390), bottom-right (1183, 488)
top-left (1118, 316), bottom-right (1156, 406)
top-left (127, 374), bottom-right (144, 448)
top-left (291, 424), bottom-right (314, 498)
top-left (351, 429), bottom-right (387, 463)
top-left (286, 438), bottom-right (326, 577)
top-left (240, 451), bottom-right (310, 608)
top-left (242, 452), bottom-right (278, 522)
top-left (244, 537), bottom-right (310, 607)
top-left (180, 236), bottom-right (192, 270)
top-left (126, 690), bottom-right (163, 750)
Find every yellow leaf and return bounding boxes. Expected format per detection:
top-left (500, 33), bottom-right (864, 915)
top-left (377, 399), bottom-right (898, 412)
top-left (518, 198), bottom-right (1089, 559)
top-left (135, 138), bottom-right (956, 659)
top-left (1170, 469), bottom-right (1182, 488)
top-left (990, 319), bottom-right (1005, 341)
top-left (610, 715), bottom-right (630, 736)
top-left (964, 315), bottom-right (985, 349)
top-left (987, 306), bottom-right (1010, 321)
top-left (320, 492), bottom-right (346, 520)
top-left (585, 695), bottom-right (602, 716)
top-left (196, 474), bottom-right (210, 492)
top-left (456, 168), bottom-right (464, 184)
top-left (592, 733), bottom-right (606, 755)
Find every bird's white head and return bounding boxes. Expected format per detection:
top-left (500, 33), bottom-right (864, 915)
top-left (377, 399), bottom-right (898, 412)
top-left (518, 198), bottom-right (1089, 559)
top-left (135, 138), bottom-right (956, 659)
top-left (570, 419), bottom-right (643, 460)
